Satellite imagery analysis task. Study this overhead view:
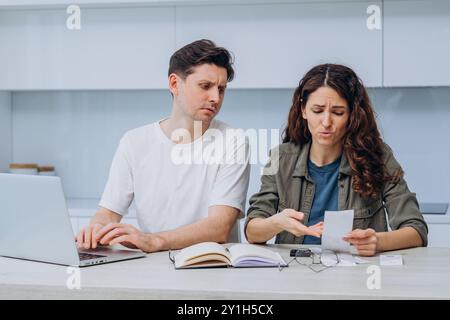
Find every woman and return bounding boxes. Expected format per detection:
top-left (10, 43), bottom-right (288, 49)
top-left (245, 64), bottom-right (427, 256)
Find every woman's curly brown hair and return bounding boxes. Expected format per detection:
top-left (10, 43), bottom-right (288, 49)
top-left (283, 64), bottom-right (402, 199)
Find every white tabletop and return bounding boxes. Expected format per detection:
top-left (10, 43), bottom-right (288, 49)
top-left (1, 244), bottom-right (450, 299)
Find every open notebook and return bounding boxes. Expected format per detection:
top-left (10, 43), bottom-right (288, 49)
top-left (174, 242), bottom-right (287, 269)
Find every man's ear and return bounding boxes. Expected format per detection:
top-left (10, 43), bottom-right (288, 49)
top-left (168, 73), bottom-right (179, 96)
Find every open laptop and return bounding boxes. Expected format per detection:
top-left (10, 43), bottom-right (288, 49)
top-left (0, 173), bottom-right (145, 267)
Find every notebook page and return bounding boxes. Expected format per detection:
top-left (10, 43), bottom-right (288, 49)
top-left (175, 242), bottom-right (231, 268)
top-left (228, 244), bottom-right (286, 267)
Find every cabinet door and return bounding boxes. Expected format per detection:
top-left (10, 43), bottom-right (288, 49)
top-left (0, 7), bottom-right (175, 90)
top-left (384, 0), bottom-right (450, 86)
top-left (176, 2), bottom-right (382, 88)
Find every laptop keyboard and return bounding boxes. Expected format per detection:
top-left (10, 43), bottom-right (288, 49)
top-left (78, 252), bottom-right (107, 261)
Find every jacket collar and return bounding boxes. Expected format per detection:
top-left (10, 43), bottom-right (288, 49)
top-left (292, 141), bottom-right (353, 178)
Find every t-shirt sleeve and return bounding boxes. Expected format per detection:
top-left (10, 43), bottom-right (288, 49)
top-left (208, 133), bottom-right (251, 219)
top-left (99, 134), bottom-right (134, 216)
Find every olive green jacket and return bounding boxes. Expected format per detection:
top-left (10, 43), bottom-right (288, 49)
top-left (245, 141), bottom-right (428, 246)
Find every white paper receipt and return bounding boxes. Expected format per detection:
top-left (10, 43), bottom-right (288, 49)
top-left (321, 210), bottom-right (354, 253)
top-left (380, 254), bottom-right (403, 266)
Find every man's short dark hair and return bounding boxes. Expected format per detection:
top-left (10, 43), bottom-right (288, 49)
top-left (168, 39), bottom-right (234, 82)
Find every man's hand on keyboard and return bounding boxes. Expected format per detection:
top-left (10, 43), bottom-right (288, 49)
top-left (76, 223), bottom-right (105, 249)
top-left (94, 223), bottom-right (164, 253)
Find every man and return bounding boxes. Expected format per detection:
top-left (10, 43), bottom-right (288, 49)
top-left (76, 39), bottom-right (250, 253)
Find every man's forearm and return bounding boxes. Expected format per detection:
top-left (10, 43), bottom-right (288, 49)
top-left (151, 216), bottom-right (232, 251)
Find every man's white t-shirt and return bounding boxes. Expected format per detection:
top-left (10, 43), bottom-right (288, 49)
top-left (99, 119), bottom-right (250, 233)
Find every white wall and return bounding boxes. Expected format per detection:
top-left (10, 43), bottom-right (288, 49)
top-left (370, 87), bottom-right (450, 204)
top-left (11, 87), bottom-right (450, 206)
top-left (0, 91), bottom-right (12, 173)
top-left (11, 90), bottom-right (171, 198)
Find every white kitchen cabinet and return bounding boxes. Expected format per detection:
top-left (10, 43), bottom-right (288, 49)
top-left (0, 0), bottom-right (377, 9)
top-left (0, 7), bottom-right (175, 90)
top-left (384, 0), bottom-right (450, 86)
top-left (176, 2), bottom-right (382, 88)
top-left (0, 1), bottom-right (382, 90)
